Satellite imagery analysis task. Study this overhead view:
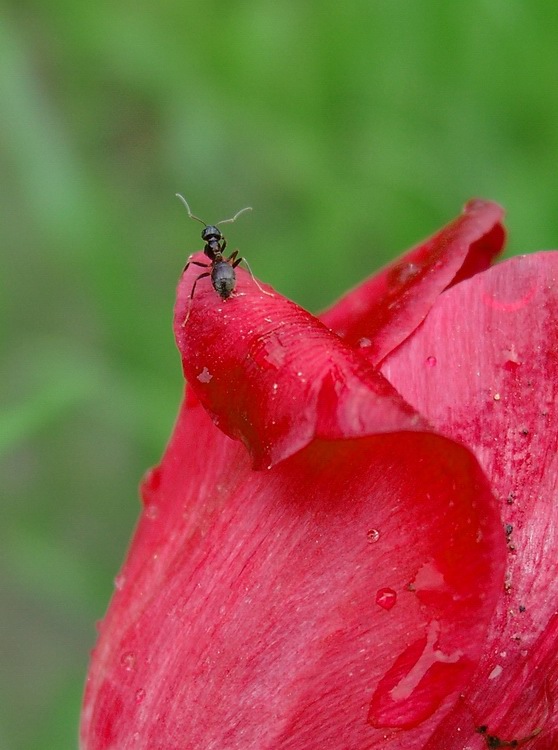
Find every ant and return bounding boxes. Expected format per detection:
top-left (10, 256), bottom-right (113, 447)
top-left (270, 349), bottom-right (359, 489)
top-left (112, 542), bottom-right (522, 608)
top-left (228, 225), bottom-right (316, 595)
top-left (176, 194), bottom-right (270, 325)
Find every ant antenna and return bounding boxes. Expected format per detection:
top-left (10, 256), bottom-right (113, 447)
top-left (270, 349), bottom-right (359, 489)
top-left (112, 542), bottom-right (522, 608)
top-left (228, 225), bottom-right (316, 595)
top-left (217, 206), bottom-right (252, 226)
top-left (176, 194), bottom-right (252, 229)
top-left (175, 193), bottom-right (206, 227)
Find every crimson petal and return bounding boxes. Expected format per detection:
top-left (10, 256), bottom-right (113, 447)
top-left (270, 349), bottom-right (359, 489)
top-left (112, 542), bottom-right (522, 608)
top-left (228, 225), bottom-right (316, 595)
top-left (382, 252), bottom-right (558, 747)
top-left (320, 200), bottom-right (505, 364)
top-left (174, 261), bottom-right (425, 469)
top-left (81, 231), bottom-right (510, 749)
top-left (81, 397), bottom-right (506, 749)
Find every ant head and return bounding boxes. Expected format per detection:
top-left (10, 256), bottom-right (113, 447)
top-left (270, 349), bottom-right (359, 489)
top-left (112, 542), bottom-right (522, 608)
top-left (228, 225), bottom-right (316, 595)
top-left (201, 225), bottom-right (223, 243)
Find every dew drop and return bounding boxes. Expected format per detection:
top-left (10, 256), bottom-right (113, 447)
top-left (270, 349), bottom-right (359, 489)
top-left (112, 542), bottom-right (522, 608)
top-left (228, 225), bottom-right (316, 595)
top-left (114, 574), bottom-right (126, 591)
top-left (135, 688), bottom-right (146, 704)
top-left (252, 331), bottom-right (287, 369)
top-left (359, 337), bottom-right (372, 348)
top-left (376, 587), bottom-right (397, 610)
top-left (503, 359), bottom-right (520, 372)
top-left (412, 559), bottom-right (447, 591)
top-left (120, 651), bottom-right (137, 672)
top-left (145, 503), bottom-right (159, 520)
top-left (197, 366), bottom-right (213, 383)
top-left (395, 262), bottom-right (420, 284)
top-left (502, 345), bottom-right (521, 365)
top-left (367, 528), bottom-right (381, 543)
top-left (386, 620), bottom-right (462, 704)
top-left (488, 664), bottom-right (503, 680)
top-left (426, 356), bottom-right (437, 367)
top-left (493, 393), bottom-right (501, 401)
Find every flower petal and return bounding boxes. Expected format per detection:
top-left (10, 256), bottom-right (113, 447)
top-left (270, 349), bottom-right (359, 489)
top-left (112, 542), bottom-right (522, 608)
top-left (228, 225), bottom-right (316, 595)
top-left (320, 200), bottom-right (505, 363)
top-left (81, 232), bottom-right (520, 749)
top-left (174, 263), bottom-right (425, 469)
top-left (382, 252), bottom-right (558, 746)
top-left (81, 395), bottom-right (506, 749)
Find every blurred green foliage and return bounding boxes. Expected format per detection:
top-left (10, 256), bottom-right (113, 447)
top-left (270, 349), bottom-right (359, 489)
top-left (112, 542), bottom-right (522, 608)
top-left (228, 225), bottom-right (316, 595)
top-left (2, 1), bottom-right (558, 747)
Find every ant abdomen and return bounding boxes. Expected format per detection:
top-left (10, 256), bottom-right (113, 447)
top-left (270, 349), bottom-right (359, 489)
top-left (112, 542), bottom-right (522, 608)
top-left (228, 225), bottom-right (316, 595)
top-left (211, 261), bottom-right (236, 299)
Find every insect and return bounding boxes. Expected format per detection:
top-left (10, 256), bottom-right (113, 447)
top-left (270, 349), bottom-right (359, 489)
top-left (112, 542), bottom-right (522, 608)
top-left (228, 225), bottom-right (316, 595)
top-left (176, 194), bottom-right (269, 325)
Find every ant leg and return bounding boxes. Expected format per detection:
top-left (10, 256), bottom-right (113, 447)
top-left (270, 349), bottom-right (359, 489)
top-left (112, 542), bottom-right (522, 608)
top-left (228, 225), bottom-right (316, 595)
top-left (227, 250), bottom-right (239, 263)
top-left (182, 271), bottom-right (210, 326)
top-left (183, 257), bottom-right (209, 273)
top-left (235, 256), bottom-right (274, 297)
top-left (190, 271), bottom-right (210, 301)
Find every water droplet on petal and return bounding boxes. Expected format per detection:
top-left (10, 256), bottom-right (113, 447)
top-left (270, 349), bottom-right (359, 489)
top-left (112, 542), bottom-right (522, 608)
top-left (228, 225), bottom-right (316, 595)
top-left (376, 587), bottom-right (397, 610)
top-left (145, 503), bottom-right (159, 520)
top-left (120, 651), bottom-right (137, 671)
top-left (382, 620), bottom-right (462, 710)
top-left (395, 262), bottom-right (420, 284)
top-left (367, 528), bottom-right (381, 543)
top-left (411, 559), bottom-right (447, 592)
top-left (197, 366), bottom-right (213, 383)
top-left (359, 337), bottom-right (372, 348)
top-left (251, 330), bottom-right (287, 369)
top-left (114, 574), bottom-right (126, 590)
top-left (488, 664), bottom-right (503, 680)
top-left (426, 356), bottom-right (437, 367)
top-left (502, 344), bottom-right (521, 365)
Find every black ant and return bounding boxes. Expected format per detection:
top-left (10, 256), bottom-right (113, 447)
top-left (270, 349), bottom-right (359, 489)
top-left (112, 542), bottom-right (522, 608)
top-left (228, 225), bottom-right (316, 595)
top-left (176, 194), bottom-right (269, 325)
top-left (476, 724), bottom-right (542, 747)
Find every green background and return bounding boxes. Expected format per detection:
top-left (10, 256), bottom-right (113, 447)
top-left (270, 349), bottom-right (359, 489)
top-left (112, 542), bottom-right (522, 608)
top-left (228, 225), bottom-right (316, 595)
top-left (2, 2), bottom-right (558, 748)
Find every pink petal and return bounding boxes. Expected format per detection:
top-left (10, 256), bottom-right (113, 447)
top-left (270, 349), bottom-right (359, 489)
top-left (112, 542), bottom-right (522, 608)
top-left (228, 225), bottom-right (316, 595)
top-left (382, 252), bottom-right (558, 747)
top-left (174, 261), bottom-right (425, 469)
top-left (320, 200), bottom-right (505, 364)
top-left (81, 393), bottom-right (506, 749)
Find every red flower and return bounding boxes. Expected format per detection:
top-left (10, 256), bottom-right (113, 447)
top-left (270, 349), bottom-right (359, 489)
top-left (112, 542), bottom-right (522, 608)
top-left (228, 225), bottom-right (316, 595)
top-left (81, 201), bottom-right (558, 749)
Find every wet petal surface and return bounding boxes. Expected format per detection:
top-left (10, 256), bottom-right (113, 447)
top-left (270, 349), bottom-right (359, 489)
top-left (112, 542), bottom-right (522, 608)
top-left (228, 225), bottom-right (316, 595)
top-left (321, 200), bottom-right (505, 364)
top-left (382, 252), bottom-right (558, 747)
top-left (81, 397), bottom-right (505, 749)
top-left (175, 261), bottom-right (425, 469)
